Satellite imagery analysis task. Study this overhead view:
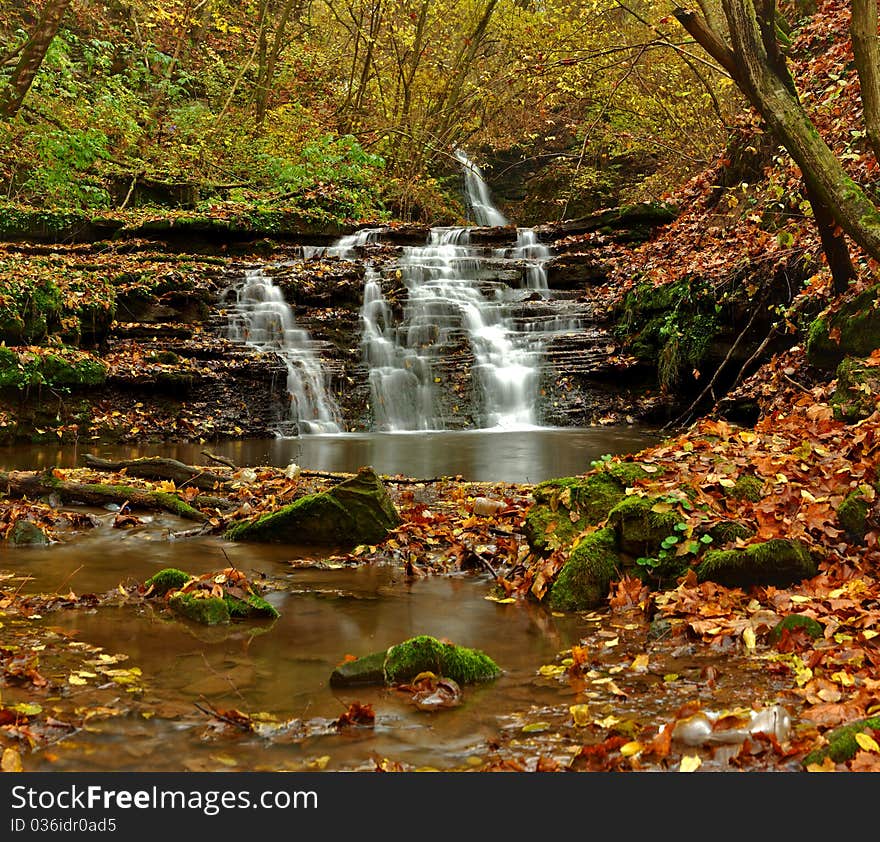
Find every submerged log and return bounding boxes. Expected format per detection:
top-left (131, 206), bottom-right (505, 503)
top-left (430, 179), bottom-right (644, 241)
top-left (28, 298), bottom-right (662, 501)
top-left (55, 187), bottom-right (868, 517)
top-left (0, 470), bottom-right (207, 521)
top-left (83, 454), bottom-right (229, 492)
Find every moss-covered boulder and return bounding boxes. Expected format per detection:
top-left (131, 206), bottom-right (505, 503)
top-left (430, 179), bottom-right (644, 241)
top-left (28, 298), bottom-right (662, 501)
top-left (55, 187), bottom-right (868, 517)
top-left (695, 539), bottom-right (817, 589)
top-left (169, 593), bottom-right (231, 625)
top-left (146, 567), bottom-right (280, 625)
top-left (724, 475), bottom-right (764, 503)
top-left (8, 520), bottom-right (50, 546)
top-left (768, 613), bottom-right (823, 645)
top-left (606, 494), bottom-right (681, 557)
top-left (329, 635), bottom-right (501, 687)
top-left (524, 462), bottom-right (650, 556)
top-left (802, 716), bottom-right (880, 767)
top-left (548, 527), bottom-right (620, 611)
top-left (806, 285), bottom-right (880, 370)
top-left (225, 466), bottom-right (400, 548)
top-left (830, 357), bottom-right (880, 422)
top-left (836, 485), bottom-right (878, 542)
top-left (144, 567), bottom-right (192, 596)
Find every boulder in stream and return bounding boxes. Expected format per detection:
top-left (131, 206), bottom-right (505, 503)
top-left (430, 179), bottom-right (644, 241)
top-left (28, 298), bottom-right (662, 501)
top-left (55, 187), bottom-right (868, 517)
top-left (224, 466), bottom-right (400, 548)
top-left (329, 635), bottom-right (501, 687)
top-left (143, 566), bottom-right (280, 625)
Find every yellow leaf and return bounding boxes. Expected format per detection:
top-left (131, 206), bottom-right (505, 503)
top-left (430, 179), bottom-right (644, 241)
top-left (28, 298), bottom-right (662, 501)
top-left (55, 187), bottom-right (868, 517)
top-left (831, 670), bottom-right (855, 686)
top-left (538, 664), bottom-right (566, 676)
top-left (603, 636), bottom-right (619, 648)
top-left (620, 741), bottom-right (642, 757)
top-left (630, 654), bottom-right (650, 672)
top-left (594, 715), bottom-right (620, 729)
top-left (68, 674), bottom-right (87, 685)
top-left (156, 480), bottom-right (176, 492)
top-left (863, 630), bottom-right (879, 640)
top-left (738, 431), bottom-right (757, 443)
top-left (679, 755), bottom-right (702, 772)
top-left (790, 595), bottom-right (812, 604)
top-left (484, 595), bottom-right (516, 604)
top-left (855, 733), bottom-right (880, 753)
top-left (307, 755), bottom-right (330, 770)
top-left (521, 722), bottom-right (550, 733)
top-left (742, 627), bottom-right (757, 651)
top-left (663, 673), bottom-right (680, 682)
top-left (570, 704), bottom-right (590, 726)
top-left (775, 473), bottom-right (789, 484)
top-left (1, 747), bottom-right (22, 772)
top-left (719, 478), bottom-right (736, 488)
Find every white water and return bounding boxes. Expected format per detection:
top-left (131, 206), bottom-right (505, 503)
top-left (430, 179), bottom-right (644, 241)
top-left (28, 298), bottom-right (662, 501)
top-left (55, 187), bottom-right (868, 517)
top-left (226, 268), bottom-right (343, 435)
top-left (354, 151), bottom-right (570, 431)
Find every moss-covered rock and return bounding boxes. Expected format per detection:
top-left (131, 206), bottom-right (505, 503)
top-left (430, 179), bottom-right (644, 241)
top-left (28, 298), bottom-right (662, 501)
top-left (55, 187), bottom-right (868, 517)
top-left (724, 475), bottom-right (764, 502)
top-left (329, 635), bottom-right (501, 687)
top-left (524, 463), bottom-right (650, 556)
top-left (830, 357), bottom-right (880, 422)
top-left (606, 494), bottom-right (682, 557)
top-left (695, 539), bottom-right (817, 589)
top-left (8, 520), bottom-right (50, 545)
top-left (225, 466), bottom-right (401, 547)
top-left (548, 527), bottom-right (620, 611)
top-left (169, 593), bottom-right (230, 625)
top-left (708, 519), bottom-right (755, 545)
top-left (144, 567), bottom-right (192, 596)
top-left (768, 613), bottom-right (823, 645)
top-left (802, 716), bottom-right (880, 767)
top-left (836, 486), bottom-right (878, 542)
top-left (806, 285), bottom-right (880, 370)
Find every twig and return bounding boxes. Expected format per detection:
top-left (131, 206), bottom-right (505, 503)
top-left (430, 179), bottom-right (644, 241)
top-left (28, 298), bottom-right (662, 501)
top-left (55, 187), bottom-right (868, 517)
top-left (201, 450), bottom-right (238, 469)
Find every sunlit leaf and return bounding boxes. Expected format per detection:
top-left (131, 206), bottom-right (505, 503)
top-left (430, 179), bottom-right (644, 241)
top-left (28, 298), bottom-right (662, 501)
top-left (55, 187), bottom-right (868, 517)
top-left (679, 755), bottom-right (702, 772)
top-left (570, 704), bottom-right (590, 726)
top-left (620, 741), bottom-right (642, 757)
top-left (855, 733), bottom-right (880, 753)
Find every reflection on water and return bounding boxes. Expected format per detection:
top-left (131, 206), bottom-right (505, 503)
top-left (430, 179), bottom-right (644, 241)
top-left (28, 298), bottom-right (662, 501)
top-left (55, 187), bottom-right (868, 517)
top-left (0, 426), bottom-right (661, 483)
top-left (17, 539), bottom-right (590, 771)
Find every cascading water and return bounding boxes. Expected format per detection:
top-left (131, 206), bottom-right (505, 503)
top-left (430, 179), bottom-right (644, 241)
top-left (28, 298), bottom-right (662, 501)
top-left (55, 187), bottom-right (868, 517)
top-left (352, 150), bottom-right (577, 431)
top-left (226, 267), bottom-right (343, 435)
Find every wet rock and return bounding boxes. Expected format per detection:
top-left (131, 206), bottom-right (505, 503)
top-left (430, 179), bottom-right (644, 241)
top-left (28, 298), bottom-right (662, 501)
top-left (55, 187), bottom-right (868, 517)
top-left (329, 635), bottom-right (501, 687)
top-left (225, 466), bottom-right (401, 548)
top-left (8, 520), bottom-right (50, 546)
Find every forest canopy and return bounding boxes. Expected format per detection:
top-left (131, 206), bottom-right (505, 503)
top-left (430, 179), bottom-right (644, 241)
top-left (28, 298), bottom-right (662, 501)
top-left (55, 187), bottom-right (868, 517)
top-left (0, 0), bottom-right (735, 224)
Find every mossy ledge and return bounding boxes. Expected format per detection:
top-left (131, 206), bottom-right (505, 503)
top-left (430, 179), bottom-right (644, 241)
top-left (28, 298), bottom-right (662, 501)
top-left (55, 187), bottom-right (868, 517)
top-left (695, 539), bottom-right (817, 589)
top-left (144, 568), bottom-right (192, 596)
top-left (328, 635), bottom-right (501, 687)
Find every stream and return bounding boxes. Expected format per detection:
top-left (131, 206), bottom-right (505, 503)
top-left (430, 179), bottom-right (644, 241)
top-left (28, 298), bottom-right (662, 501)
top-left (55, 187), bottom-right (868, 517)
top-left (0, 428), bottom-right (798, 773)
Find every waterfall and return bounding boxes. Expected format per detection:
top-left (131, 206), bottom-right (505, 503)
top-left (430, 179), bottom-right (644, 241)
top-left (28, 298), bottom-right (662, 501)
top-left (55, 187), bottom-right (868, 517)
top-left (455, 149), bottom-right (509, 228)
top-left (226, 268), bottom-right (343, 435)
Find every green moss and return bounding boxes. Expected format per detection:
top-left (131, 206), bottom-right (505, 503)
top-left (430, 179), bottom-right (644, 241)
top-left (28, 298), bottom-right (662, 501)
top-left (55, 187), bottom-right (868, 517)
top-left (224, 592), bottom-right (280, 620)
top-left (830, 357), bottom-right (880, 422)
top-left (726, 475), bottom-right (764, 502)
top-left (802, 716), bottom-right (880, 767)
top-left (329, 650), bottom-right (388, 687)
top-left (168, 593), bottom-right (230, 625)
top-left (607, 494), bottom-right (682, 557)
top-left (548, 527), bottom-right (620, 611)
top-left (0, 346), bottom-right (107, 390)
top-left (383, 635), bottom-right (501, 685)
top-left (837, 488), bottom-right (875, 541)
top-left (144, 568), bottom-right (192, 596)
top-left (768, 613), bottom-right (823, 645)
top-left (524, 462), bottom-right (651, 556)
top-left (807, 285), bottom-right (880, 370)
top-left (708, 520), bottom-right (756, 545)
top-left (696, 539), bottom-right (817, 588)
top-left (225, 466), bottom-right (400, 547)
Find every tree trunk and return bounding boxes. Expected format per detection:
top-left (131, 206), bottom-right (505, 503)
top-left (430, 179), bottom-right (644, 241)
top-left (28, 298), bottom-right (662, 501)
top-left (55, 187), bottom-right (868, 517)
top-left (851, 0), bottom-right (880, 160)
top-left (0, 0), bottom-right (73, 118)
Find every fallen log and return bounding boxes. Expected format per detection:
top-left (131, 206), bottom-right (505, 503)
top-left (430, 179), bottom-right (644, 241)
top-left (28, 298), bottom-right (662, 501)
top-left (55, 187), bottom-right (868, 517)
top-left (83, 454), bottom-right (229, 492)
top-left (0, 470), bottom-right (207, 522)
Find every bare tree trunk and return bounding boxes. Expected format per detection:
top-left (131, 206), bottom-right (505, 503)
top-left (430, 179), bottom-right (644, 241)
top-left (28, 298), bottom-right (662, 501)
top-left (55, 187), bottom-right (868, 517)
top-left (0, 0), bottom-right (73, 118)
top-left (851, 0), bottom-right (880, 160)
